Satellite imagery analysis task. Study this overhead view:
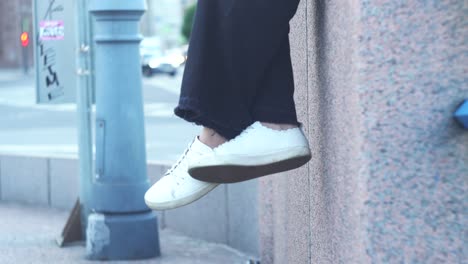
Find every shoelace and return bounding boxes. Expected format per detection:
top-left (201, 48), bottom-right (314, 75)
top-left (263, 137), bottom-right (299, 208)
top-left (163, 140), bottom-right (194, 185)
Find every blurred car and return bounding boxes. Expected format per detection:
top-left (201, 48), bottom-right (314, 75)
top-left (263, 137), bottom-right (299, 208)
top-left (140, 38), bottom-right (186, 77)
top-left (181, 44), bottom-right (189, 60)
top-left (167, 46), bottom-right (188, 66)
top-left (142, 56), bottom-right (177, 77)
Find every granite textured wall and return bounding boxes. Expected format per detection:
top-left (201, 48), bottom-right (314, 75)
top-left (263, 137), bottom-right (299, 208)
top-left (259, 0), bottom-right (467, 263)
top-left (358, 1), bottom-right (467, 262)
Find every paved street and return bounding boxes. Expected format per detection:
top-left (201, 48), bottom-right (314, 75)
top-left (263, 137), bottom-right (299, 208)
top-left (0, 68), bottom-right (199, 162)
top-left (0, 202), bottom-right (251, 263)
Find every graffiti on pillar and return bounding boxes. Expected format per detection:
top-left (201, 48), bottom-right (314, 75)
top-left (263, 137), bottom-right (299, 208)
top-left (37, 0), bottom-right (65, 101)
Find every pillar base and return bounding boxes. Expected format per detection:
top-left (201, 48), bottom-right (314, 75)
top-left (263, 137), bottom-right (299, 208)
top-left (86, 211), bottom-right (160, 260)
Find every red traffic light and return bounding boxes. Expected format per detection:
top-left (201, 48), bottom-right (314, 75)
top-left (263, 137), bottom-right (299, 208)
top-left (20, 32), bottom-right (29, 47)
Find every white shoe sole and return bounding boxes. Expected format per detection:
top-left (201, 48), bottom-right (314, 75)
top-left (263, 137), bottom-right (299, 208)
top-left (188, 146), bottom-right (311, 183)
top-left (144, 184), bottom-right (218, 210)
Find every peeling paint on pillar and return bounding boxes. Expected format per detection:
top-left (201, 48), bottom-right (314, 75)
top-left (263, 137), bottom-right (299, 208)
top-left (86, 214), bottom-right (110, 256)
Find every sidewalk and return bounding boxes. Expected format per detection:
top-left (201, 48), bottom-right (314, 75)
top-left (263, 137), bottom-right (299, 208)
top-left (0, 202), bottom-right (252, 264)
top-left (0, 68), bottom-right (29, 83)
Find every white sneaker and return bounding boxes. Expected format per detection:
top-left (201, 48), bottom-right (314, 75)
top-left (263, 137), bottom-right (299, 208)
top-left (188, 122), bottom-right (311, 183)
top-left (144, 137), bottom-right (219, 210)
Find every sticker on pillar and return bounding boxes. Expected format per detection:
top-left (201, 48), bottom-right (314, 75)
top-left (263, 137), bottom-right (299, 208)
top-left (39, 20), bottom-right (65, 41)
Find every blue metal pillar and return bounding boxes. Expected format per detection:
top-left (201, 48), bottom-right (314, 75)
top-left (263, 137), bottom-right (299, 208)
top-left (86, 0), bottom-right (160, 260)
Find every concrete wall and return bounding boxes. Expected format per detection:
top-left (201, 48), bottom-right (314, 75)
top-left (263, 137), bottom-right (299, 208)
top-left (0, 155), bottom-right (80, 209)
top-left (260, 0), bottom-right (467, 263)
top-left (148, 163), bottom-right (259, 258)
top-left (0, 154), bottom-right (259, 258)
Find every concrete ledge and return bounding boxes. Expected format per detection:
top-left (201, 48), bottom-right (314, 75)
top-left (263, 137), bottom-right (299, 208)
top-left (50, 157), bottom-right (79, 209)
top-left (164, 185), bottom-right (229, 244)
top-left (226, 181), bottom-right (259, 255)
top-left (0, 155), bottom-right (49, 205)
top-left (0, 153), bottom-right (259, 258)
top-left (148, 163), bottom-right (260, 257)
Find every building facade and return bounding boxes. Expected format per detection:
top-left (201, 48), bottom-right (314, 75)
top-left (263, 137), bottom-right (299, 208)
top-left (140, 0), bottom-right (197, 48)
top-left (0, 0), bottom-right (196, 68)
top-left (0, 0), bottom-right (33, 68)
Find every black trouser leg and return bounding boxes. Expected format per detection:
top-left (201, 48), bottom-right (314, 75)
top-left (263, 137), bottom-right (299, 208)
top-left (175, 0), bottom-right (301, 140)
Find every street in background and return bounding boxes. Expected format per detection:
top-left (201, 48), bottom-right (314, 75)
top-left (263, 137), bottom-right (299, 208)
top-left (140, 37), bottom-right (186, 77)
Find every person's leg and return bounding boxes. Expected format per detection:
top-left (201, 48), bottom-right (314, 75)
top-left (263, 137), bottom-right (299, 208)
top-left (145, 0), bottom-right (308, 210)
top-left (251, 33), bottom-right (299, 128)
top-left (199, 127), bottom-right (227, 148)
top-left (175, 0), bottom-right (301, 141)
top-left (183, 0), bottom-right (310, 183)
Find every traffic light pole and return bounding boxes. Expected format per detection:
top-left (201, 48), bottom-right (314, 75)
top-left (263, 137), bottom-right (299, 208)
top-left (20, 16), bottom-right (30, 74)
top-left (21, 42), bottom-right (29, 74)
top-left (85, 0), bottom-right (160, 260)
